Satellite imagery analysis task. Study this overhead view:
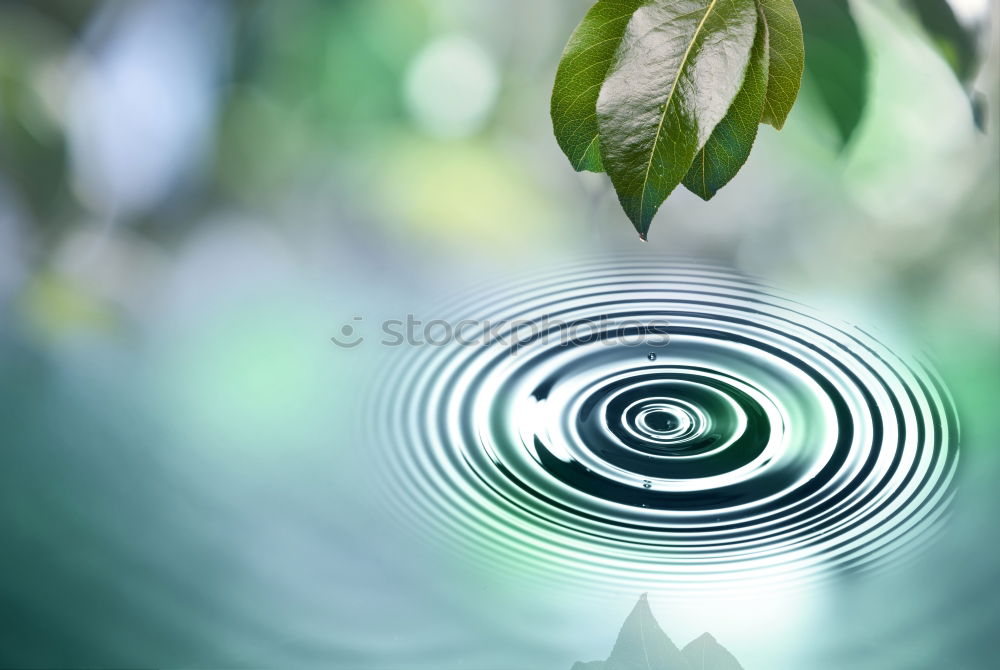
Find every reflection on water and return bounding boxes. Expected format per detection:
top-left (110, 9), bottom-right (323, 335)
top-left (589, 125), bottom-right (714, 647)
top-left (372, 259), bottom-right (959, 592)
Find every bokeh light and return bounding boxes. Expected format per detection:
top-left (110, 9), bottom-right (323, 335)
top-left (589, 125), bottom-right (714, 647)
top-left (404, 35), bottom-right (499, 138)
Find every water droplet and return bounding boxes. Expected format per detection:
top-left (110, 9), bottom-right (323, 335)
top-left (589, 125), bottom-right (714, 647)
top-left (647, 352), bottom-right (657, 361)
top-left (643, 480), bottom-right (652, 489)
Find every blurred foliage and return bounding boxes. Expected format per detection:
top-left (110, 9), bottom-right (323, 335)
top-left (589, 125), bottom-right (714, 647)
top-left (907, 0), bottom-right (989, 129)
top-left (798, 0), bottom-right (870, 146)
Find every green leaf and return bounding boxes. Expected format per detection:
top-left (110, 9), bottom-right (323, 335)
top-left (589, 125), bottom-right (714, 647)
top-left (682, 633), bottom-right (745, 669)
top-left (596, 0), bottom-right (759, 237)
top-left (758, 0), bottom-right (804, 129)
top-left (551, 0), bottom-right (645, 173)
top-left (683, 11), bottom-right (769, 200)
top-left (797, 0), bottom-right (869, 147)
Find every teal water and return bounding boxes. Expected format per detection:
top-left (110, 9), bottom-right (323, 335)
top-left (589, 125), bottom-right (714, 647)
top-left (0, 258), bottom-right (981, 668)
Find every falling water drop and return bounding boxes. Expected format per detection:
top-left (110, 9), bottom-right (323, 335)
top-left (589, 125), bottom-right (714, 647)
top-left (647, 352), bottom-right (657, 361)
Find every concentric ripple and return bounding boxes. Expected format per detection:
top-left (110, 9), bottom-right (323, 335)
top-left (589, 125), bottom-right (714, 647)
top-left (369, 260), bottom-right (959, 591)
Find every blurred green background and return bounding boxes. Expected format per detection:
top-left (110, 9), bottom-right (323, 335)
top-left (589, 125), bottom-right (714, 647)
top-left (0, 0), bottom-right (997, 668)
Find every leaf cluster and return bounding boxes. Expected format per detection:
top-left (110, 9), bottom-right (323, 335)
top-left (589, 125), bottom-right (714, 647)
top-left (552, 0), bottom-right (987, 238)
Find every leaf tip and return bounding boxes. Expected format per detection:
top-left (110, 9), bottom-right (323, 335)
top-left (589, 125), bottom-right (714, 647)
top-left (681, 176), bottom-right (715, 202)
top-left (762, 113), bottom-right (787, 131)
top-left (971, 91), bottom-right (988, 132)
